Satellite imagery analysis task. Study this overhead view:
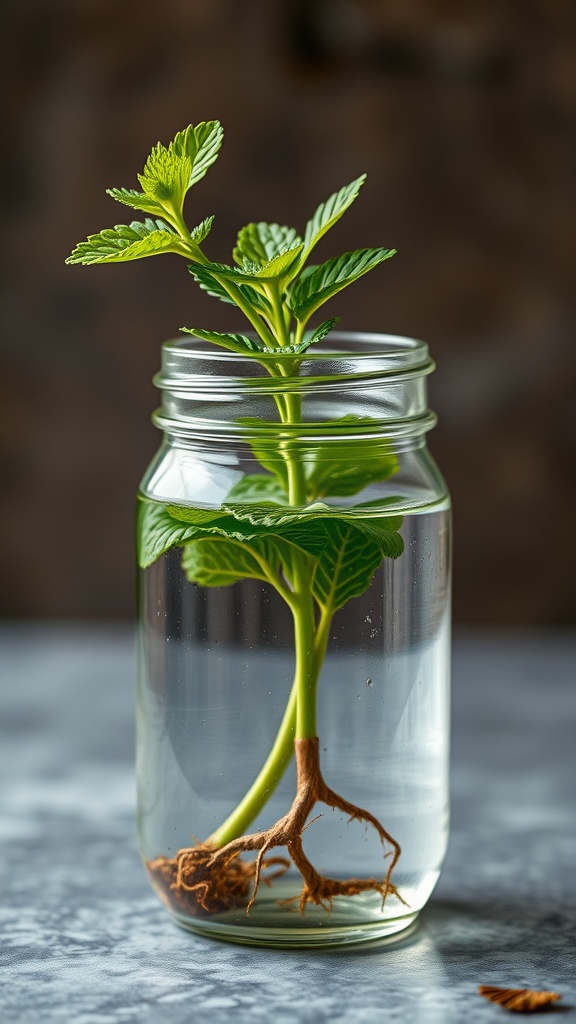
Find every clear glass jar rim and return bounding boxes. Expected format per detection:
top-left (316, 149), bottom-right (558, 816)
top-left (155, 332), bottom-right (433, 394)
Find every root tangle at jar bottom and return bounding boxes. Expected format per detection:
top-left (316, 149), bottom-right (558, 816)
top-left (146, 737), bottom-right (405, 917)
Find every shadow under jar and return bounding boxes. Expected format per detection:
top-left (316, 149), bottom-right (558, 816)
top-left (137, 332), bottom-right (451, 948)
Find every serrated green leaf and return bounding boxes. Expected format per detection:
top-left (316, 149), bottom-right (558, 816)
top-left (188, 120), bottom-right (224, 185)
top-left (137, 499), bottom-right (207, 568)
top-left (138, 498), bottom-right (276, 569)
top-left (138, 499), bottom-right (268, 568)
top-left (170, 124), bottom-right (199, 165)
top-left (303, 176), bottom-right (366, 258)
top-left (190, 215), bottom-right (215, 244)
top-left (180, 328), bottom-right (267, 355)
top-left (354, 518), bottom-right (404, 556)
top-left (165, 504), bottom-right (231, 526)
top-left (233, 223), bottom-right (302, 268)
top-left (299, 317), bottom-right (338, 352)
top-left (106, 187), bottom-right (167, 218)
top-left (290, 248), bottom-right (396, 321)
top-left (190, 260), bottom-right (266, 286)
top-left (189, 264), bottom-right (273, 316)
top-left (222, 501), bottom-right (302, 528)
top-left (137, 143), bottom-right (190, 207)
top-left (221, 498), bottom-right (402, 531)
top-left (257, 244), bottom-right (304, 280)
top-left (181, 532), bottom-right (316, 592)
top-left (312, 520), bottom-right (385, 611)
top-left (195, 246), bottom-right (303, 287)
top-left (107, 122), bottom-right (222, 221)
top-left (278, 520), bottom-right (329, 558)
top-left (182, 535), bottom-right (268, 586)
top-left (66, 219), bottom-right (185, 265)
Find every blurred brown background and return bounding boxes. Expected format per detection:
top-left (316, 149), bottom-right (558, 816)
top-left (1, 0), bottom-right (575, 624)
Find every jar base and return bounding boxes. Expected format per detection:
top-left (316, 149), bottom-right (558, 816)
top-left (164, 880), bottom-right (423, 949)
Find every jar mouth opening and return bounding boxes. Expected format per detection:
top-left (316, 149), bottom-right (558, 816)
top-left (156, 332), bottom-right (433, 396)
top-left (160, 331), bottom-right (429, 368)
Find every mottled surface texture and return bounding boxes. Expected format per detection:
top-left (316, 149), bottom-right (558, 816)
top-left (1, 2), bottom-right (576, 622)
top-left (1, 624), bottom-right (575, 1022)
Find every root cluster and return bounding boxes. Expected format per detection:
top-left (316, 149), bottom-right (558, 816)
top-left (147, 737), bottom-right (404, 917)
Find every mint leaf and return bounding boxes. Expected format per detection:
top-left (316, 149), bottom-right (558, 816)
top-left (189, 216), bottom-right (215, 244)
top-left (222, 501), bottom-right (304, 528)
top-left (303, 176), bottom-right (366, 258)
top-left (189, 264), bottom-right (273, 317)
top-left (170, 123), bottom-right (199, 166)
top-left (198, 246), bottom-right (303, 287)
top-left (137, 500), bottom-right (207, 568)
top-left (138, 141), bottom-right (191, 209)
top-left (312, 520), bottom-right (386, 611)
top-left (302, 417), bottom-right (400, 498)
top-left (180, 328), bottom-right (266, 354)
top-left (138, 498), bottom-right (284, 569)
top-left (182, 532), bottom-right (316, 591)
top-left (137, 500), bottom-right (263, 568)
top-left (165, 504), bottom-right (264, 540)
top-left (354, 517), bottom-right (404, 556)
top-left (225, 474), bottom-right (288, 504)
top-left (187, 121), bottom-right (224, 185)
top-left (233, 223), bottom-right (302, 268)
top-left (220, 499), bottom-right (370, 528)
top-left (105, 188), bottom-right (167, 218)
top-left (107, 121), bottom-right (222, 222)
top-left (257, 245), bottom-right (304, 281)
top-left (66, 219), bottom-right (186, 265)
top-left (182, 535), bottom-right (269, 586)
top-left (234, 421), bottom-right (290, 490)
top-left (290, 248), bottom-right (396, 322)
top-left (293, 317), bottom-right (339, 354)
top-left (164, 505), bottom-right (231, 526)
top-left (278, 521), bottom-right (329, 559)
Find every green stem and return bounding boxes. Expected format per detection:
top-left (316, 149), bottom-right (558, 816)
top-left (281, 391), bottom-right (319, 740)
top-left (292, 571), bottom-right (318, 739)
top-left (207, 297), bottom-right (324, 846)
top-left (214, 277), bottom-right (277, 348)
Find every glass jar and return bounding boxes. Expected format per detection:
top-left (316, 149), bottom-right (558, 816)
top-left (136, 332), bottom-right (450, 948)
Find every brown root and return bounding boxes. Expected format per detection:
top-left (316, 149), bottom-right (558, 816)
top-left (147, 737), bottom-right (405, 917)
top-left (146, 843), bottom-right (289, 917)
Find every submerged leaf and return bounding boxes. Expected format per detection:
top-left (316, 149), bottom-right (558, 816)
top-left (182, 536), bottom-right (268, 586)
top-left (225, 475), bottom-right (288, 504)
top-left (312, 519), bottom-right (385, 611)
top-left (302, 418), bottom-right (400, 499)
top-left (182, 532), bottom-right (316, 592)
top-left (137, 500), bottom-right (204, 568)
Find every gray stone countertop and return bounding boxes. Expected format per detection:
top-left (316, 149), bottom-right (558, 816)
top-left (1, 624), bottom-right (575, 1023)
